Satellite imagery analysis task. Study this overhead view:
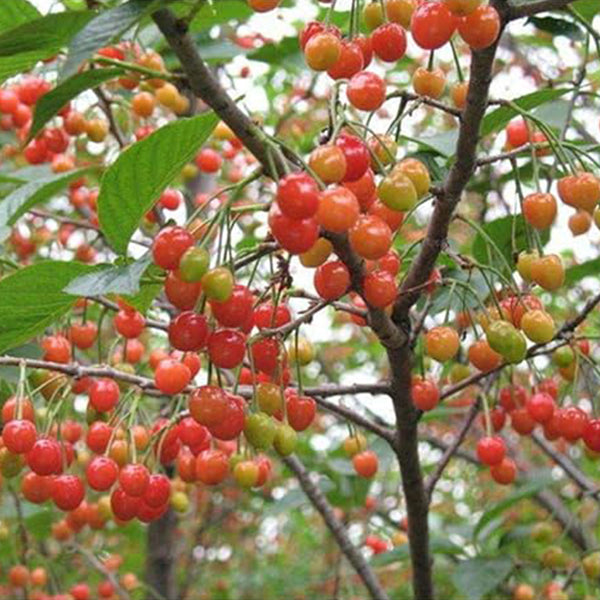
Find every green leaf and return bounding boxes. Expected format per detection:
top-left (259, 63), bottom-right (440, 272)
top-left (63, 255), bottom-right (153, 297)
top-left (29, 68), bottom-right (124, 140)
top-left (0, 261), bottom-right (95, 354)
top-left (451, 556), bottom-right (513, 600)
top-left (248, 37), bottom-right (303, 68)
top-left (565, 258), bottom-right (600, 286)
top-left (402, 130), bottom-right (459, 158)
top-left (527, 16), bottom-right (583, 40)
top-left (372, 537), bottom-right (463, 567)
top-left (481, 89), bottom-right (571, 137)
top-left (0, 168), bottom-right (94, 241)
top-left (472, 215), bottom-right (549, 272)
top-left (61, 0), bottom-right (158, 80)
top-left (474, 476), bottom-right (553, 540)
top-left (0, 0), bottom-right (40, 33)
top-left (98, 111), bottom-right (218, 254)
top-left (121, 282), bottom-right (162, 314)
top-left (571, 0), bottom-right (600, 22)
top-left (0, 11), bottom-right (93, 83)
top-left (189, 0), bottom-right (253, 30)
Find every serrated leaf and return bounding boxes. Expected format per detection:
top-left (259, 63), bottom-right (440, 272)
top-left (472, 214), bottom-right (549, 273)
top-left (0, 11), bottom-right (93, 83)
top-left (451, 556), bottom-right (513, 600)
top-left (565, 258), bottom-right (600, 285)
top-left (61, 0), bottom-right (158, 81)
top-left (64, 255), bottom-right (153, 297)
top-left (98, 111), bottom-right (218, 254)
top-left (0, 0), bottom-right (40, 33)
top-left (189, 0), bottom-right (253, 30)
top-left (0, 168), bottom-right (94, 241)
top-left (29, 68), bottom-right (124, 140)
top-left (481, 89), bottom-right (570, 137)
top-left (527, 15), bottom-right (583, 40)
top-left (0, 261), bottom-right (95, 354)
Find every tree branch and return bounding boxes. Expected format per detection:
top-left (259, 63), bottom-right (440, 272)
top-left (507, 0), bottom-right (577, 19)
top-left (282, 455), bottom-right (390, 600)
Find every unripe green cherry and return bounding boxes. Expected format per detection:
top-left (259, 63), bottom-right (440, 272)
top-left (244, 412), bottom-right (277, 450)
top-left (273, 424), bottom-right (298, 456)
top-left (201, 267), bottom-right (234, 302)
top-left (486, 320), bottom-right (526, 364)
top-left (521, 309), bottom-right (554, 344)
top-left (233, 460), bottom-right (259, 488)
top-left (179, 247), bottom-right (210, 283)
top-left (553, 345), bottom-right (574, 367)
top-left (171, 490), bottom-right (190, 513)
top-left (377, 172), bottom-right (417, 212)
top-left (256, 382), bottom-right (283, 416)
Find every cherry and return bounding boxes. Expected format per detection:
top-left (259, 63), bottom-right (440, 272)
top-left (368, 199), bottom-right (404, 231)
top-left (27, 437), bottom-right (62, 475)
top-left (583, 419), bottom-right (600, 453)
top-left (0, 89), bottom-right (19, 113)
top-left (378, 249), bottom-right (401, 276)
top-left (196, 449), bottom-right (229, 485)
top-left (304, 32), bottom-right (342, 71)
top-left (178, 416), bottom-right (211, 449)
top-left (355, 35), bottom-right (374, 67)
top-left (189, 385), bottom-right (229, 427)
top-left (511, 407), bottom-right (536, 435)
top-left (530, 254), bottom-right (564, 291)
top-left (195, 148), bottom-right (222, 173)
top-left (144, 474), bottom-right (171, 507)
top-left (86, 421), bottom-right (113, 454)
top-left (154, 358), bottom-right (191, 395)
top-left (210, 284), bottom-right (254, 328)
top-left (377, 171), bottom-right (418, 211)
top-left (522, 192), bottom-right (557, 229)
top-left (317, 186), bottom-right (360, 233)
top-left (89, 378), bottom-right (120, 412)
top-left (2, 395), bottom-right (35, 423)
top-left (201, 266), bottom-right (234, 302)
top-left (86, 455), bottom-right (119, 491)
top-left (344, 168), bottom-right (376, 208)
top-left (498, 385), bottom-right (527, 412)
top-left (490, 457), bottom-right (516, 485)
top-left (314, 261), bottom-right (350, 300)
top-left (457, 5), bottom-right (500, 50)
top-left (182, 352), bottom-right (202, 377)
top-left (425, 326), bottom-right (460, 362)
top-left (362, 269), bottom-right (397, 308)
top-left (476, 436), bottom-right (506, 466)
top-left (371, 23), bottom-right (407, 62)
top-left (168, 311), bottom-right (209, 351)
top-left (276, 172), bottom-right (320, 219)
top-left (159, 188), bottom-right (182, 210)
top-left (349, 215), bottom-right (392, 260)
top-left (179, 247), bottom-right (210, 283)
top-left (250, 338), bottom-right (282, 375)
top-left (2, 419), bottom-right (37, 454)
top-left (347, 71), bottom-right (386, 112)
top-left (132, 91), bottom-right (155, 117)
top-left (208, 329), bottom-right (246, 369)
top-left (558, 172), bottom-right (600, 212)
top-left (353, 450), bottom-right (379, 477)
top-left (300, 237), bottom-right (334, 268)
top-left (468, 339), bottom-right (502, 372)
top-left (411, 1), bottom-right (458, 50)
top-left (52, 474), bottom-right (85, 511)
top-left (412, 377), bottom-right (440, 411)
top-left (41, 334), bottom-right (71, 363)
top-left (308, 144), bottom-right (347, 183)
top-left (119, 463), bottom-right (150, 497)
top-left (9, 565), bottom-right (29, 588)
top-left (327, 40), bottom-right (364, 79)
top-left (70, 583), bottom-right (91, 600)
top-left (110, 487), bottom-right (142, 521)
top-left (346, 434), bottom-right (372, 460)
top-left (299, 21), bottom-right (340, 50)
top-left (412, 67), bottom-right (446, 99)
top-left (254, 302), bottom-right (291, 330)
top-left (234, 460), bottom-right (260, 487)
top-left (152, 226), bottom-right (194, 270)
top-left (165, 271), bottom-right (201, 310)
top-left (386, 0), bottom-right (417, 27)
top-left (21, 472), bottom-right (52, 503)
top-left (209, 394), bottom-right (246, 440)
top-left (335, 134), bottom-right (370, 182)
top-left (444, 0), bottom-right (481, 16)
top-left (286, 393), bottom-right (317, 432)
top-left (69, 321), bottom-right (98, 349)
top-left (557, 406), bottom-right (588, 442)
top-left (268, 204), bottom-right (319, 254)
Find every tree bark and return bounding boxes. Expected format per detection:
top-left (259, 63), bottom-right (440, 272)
top-left (146, 507), bottom-right (179, 600)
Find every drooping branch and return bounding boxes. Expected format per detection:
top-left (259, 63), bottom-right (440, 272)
top-left (283, 455), bottom-right (390, 600)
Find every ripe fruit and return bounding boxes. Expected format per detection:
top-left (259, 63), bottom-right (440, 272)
top-left (89, 378), bottom-right (120, 412)
top-left (386, 0), bottom-right (417, 27)
top-left (568, 210), bottom-right (592, 235)
top-left (371, 23), bottom-right (407, 62)
top-left (304, 32), bottom-right (342, 71)
top-left (457, 5), bottom-right (500, 49)
top-left (412, 377), bottom-right (440, 411)
top-left (154, 359), bottom-right (192, 395)
top-left (189, 385), bottom-right (229, 427)
top-left (317, 186), bottom-right (360, 233)
top-left (335, 134), bottom-right (370, 182)
top-left (52, 474), bottom-right (85, 510)
top-left (468, 339), bottom-right (502, 372)
top-left (86, 456), bottom-right (119, 491)
top-left (314, 261), bottom-right (350, 300)
top-left (411, 1), bottom-right (458, 49)
top-left (328, 40), bottom-right (364, 79)
top-left (522, 192), bottom-right (557, 229)
top-left (286, 394), bottom-right (316, 431)
top-left (196, 148), bottom-right (222, 173)
top-left (131, 91), bottom-right (155, 117)
top-left (506, 118), bottom-right (530, 148)
top-left (490, 457), bottom-right (516, 485)
top-left (476, 436), bottom-right (506, 466)
top-left (70, 321), bottom-right (98, 349)
top-left (2, 419), bottom-right (36, 454)
top-left (349, 215), bottom-right (392, 260)
top-left (530, 254), bottom-right (564, 291)
top-left (269, 204), bottom-right (319, 254)
top-left (347, 71), bottom-right (386, 112)
top-left (196, 449), bottom-right (229, 485)
top-left (425, 326), bottom-right (460, 362)
top-left (353, 450), bottom-right (378, 478)
top-left (276, 172), bottom-right (320, 219)
top-left (28, 437), bottom-right (62, 475)
top-left (119, 463), bottom-right (150, 497)
top-left (208, 329), bottom-right (246, 369)
top-left (444, 0), bottom-right (481, 16)
top-left (526, 392), bottom-right (555, 423)
top-left (168, 311), bottom-right (209, 351)
top-left (558, 172), bottom-right (600, 212)
top-left (362, 270), bottom-right (397, 308)
top-left (412, 67), bottom-right (446, 99)
top-left (152, 226), bottom-right (194, 270)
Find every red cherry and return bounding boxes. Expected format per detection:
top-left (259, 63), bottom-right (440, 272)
top-left (526, 392), bottom-right (555, 424)
top-left (159, 188), bottom-right (182, 210)
top-left (335, 134), bottom-right (370, 182)
top-left (69, 321), bottom-right (98, 349)
top-left (168, 311), bottom-right (210, 351)
top-left (557, 406), bottom-right (588, 442)
top-left (411, 377), bottom-right (439, 411)
top-left (476, 436), bottom-right (506, 466)
top-left (371, 23), bottom-right (407, 62)
top-left (286, 393), bottom-right (316, 432)
top-left (314, 261), bottom-right (351, 300)
top-left (411, 1), bottom-right (458, 49)
top-left (510, 407), bottom-right (536, 435)
top-left (2, 396), bottom-right (35, 423)
top-left (353, 450), bottom-right (379, 478)
top-left (178, 416), bottom-right (211, 448)
top-left (347, 71), bottom-right (386, 111)
top-left (52, 474), bottom-right (85, 511)
top-left (195, 148), bottom-right (222, 173)
top-left (208, 394), bottom-right (246, 441)
top-left (154, 359), bottom-right (192, 395)
top-left (114, 309), bottom-right (145, 338)
top-left (110, 487), bottom-right (142, 521)
top-left (210, 285), bottom-right (254, 328)
top-left (41, 334), bottom-right (71, 363)
top-left (250, 338), bottom-right (282, 375)
top-left (86, 422), bottom-right (113, 454)
top-left (88, 378), bottom-right (120, 412)
top-left (490, 457), bottom-right (516, 485)
top-left (2, 419), bottom-right (37, 454)
top-left (254, 302), bottom-right (291, 330)
top-left (208, 329), bottom-right (246, 369)
top-left (362, 269), bottom-right (397, 308)
top-left (21, 472), bottom-right (52, 504)
top-left (583, 419), bottom-right (600, 453)
top-left (196, 449), bottom-right (229, 485)
top-left (27, 437), bottom-right (62, 475)
top-left (144, 474), bottom-right (171, 507)
top-left (498, 384), bottom-right (527, 412)
top-left (86, 456), bottom-right (119, 491)
top-left (327, 40), bottom-right (364, 79)
top-left (118, 463), bottom-right (150, 497)
top-left (268, 204), bottom-right (319, 254)
top-left (152, 226), bottom-right (194, 270)
top-left (165, 271), bottom-right (201, 310)
top-left (189, 385), bottom-right (229, 427)
top-left (505, 118), bottom-right (530, 148)
top-left (276, 172), bottom-right (320, 219)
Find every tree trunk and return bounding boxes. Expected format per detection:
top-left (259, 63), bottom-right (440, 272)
top-left (146, 507), bottom-right (178, 600)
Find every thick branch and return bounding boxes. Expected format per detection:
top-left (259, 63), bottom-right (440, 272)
top-left (152, 8), bottom-right (286, 178)
top-left (507, 0), bottom-right (576, 19)
top-left (283, 455), bottom-right (390, 600)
